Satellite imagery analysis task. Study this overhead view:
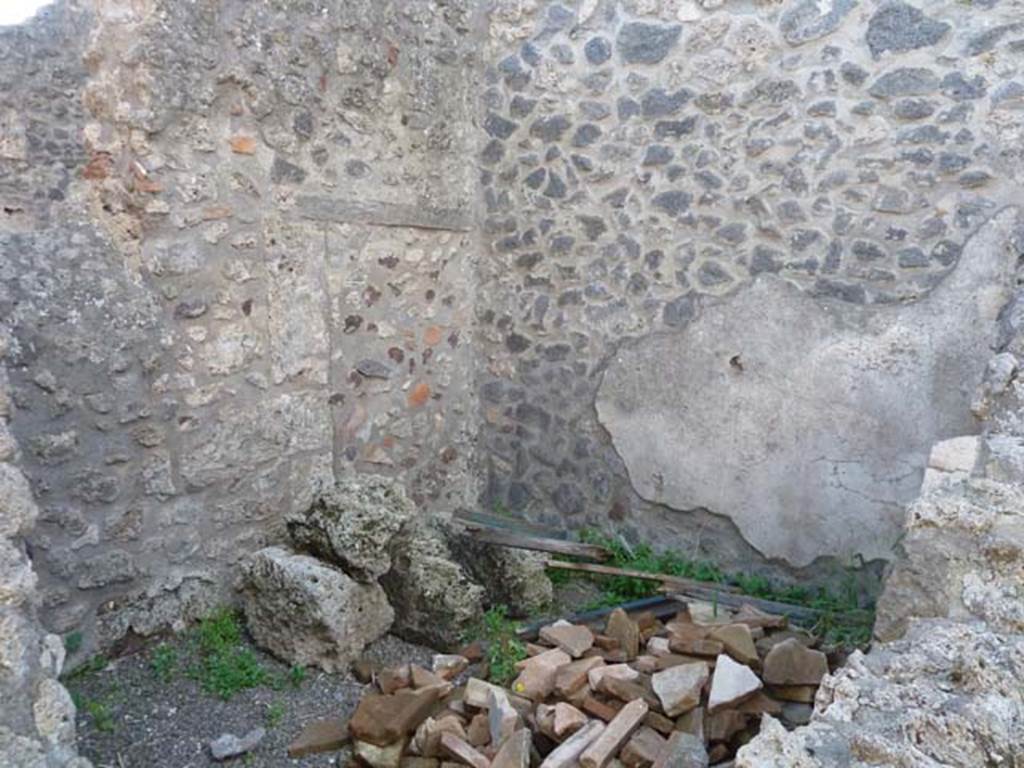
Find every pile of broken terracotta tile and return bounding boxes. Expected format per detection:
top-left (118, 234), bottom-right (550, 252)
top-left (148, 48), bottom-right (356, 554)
top-left (290, 602), bottom-right (831, 768)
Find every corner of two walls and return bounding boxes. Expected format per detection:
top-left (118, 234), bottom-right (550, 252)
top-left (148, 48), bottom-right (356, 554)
top-left (5, 0), bottom-right (1024, 658)
top-left (475, 0), bottom-right (1024, 586)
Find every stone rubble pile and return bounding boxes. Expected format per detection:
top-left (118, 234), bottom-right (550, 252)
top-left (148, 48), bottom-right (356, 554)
top-left (315, 603), bottom-right (832, 768)
top-left (236, 476), bottom-right (552, 668)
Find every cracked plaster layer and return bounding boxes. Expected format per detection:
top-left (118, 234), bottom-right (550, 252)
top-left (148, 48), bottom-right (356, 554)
top-left (596, 208), bottom-right (1021, 566)
top-left (476, 0), bottom-right (1024, 579)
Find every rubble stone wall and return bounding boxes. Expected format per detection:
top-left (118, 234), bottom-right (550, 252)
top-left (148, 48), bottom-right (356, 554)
top-left (477, 0), bottom-right (1024, 574)
top-left (0, 331), bottom-right (90, 766)
top-left (4, 0), bottom-right (1024, 663)
top-left (0, 0), bottom-right (483, 655)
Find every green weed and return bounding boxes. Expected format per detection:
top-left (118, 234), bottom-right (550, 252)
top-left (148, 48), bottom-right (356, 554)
top-left (150, 643), bottom-right (177, 683)
top-left (79, 697), bottom-right (116, 733)
top-left (265, 701), bottom-right (286, 728)
top-left (64, 631), bottom-right (83, 655)
top-left (63, 654), bottom-right (109, 682)
top-left (288, 665), bottom-right (307, 688)
top-left (187, 608), bottom-right (269, 700)
top-left (547, 567), bottom-right (573, 586)
top-left (467, 605), bottom-right (528, 687)
top-left (560, 529), bottom-right (874, 649)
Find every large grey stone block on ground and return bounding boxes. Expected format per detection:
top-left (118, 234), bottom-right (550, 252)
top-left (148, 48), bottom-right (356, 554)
top-left (652, 662), bottom-right (709, 717)
top-left (237, 547), bottom-right (393, 672)
top-left (287, 475), bottom-right (415, 582)
top-left (445, 524), bottom-right (554, 617)
top-left (380, 522), bottom-right (485, 649)
top-left (596, 209), bottom-right (1021, 567)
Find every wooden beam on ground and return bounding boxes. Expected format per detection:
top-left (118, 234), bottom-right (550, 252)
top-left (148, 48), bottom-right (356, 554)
top-left (544, 559), bottom-right (741, 594)
top-left (454, 510), bottom-right (568, 539)
top-left (463, 529), bottom-right (612, 562)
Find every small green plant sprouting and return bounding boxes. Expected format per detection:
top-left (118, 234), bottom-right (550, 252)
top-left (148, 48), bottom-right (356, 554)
top-left (546, 566), bottom-right (574, 586)
top-left (64, 654), bottom-right (109, 682)
top-left (288, 664), bottom-right (307, 688)
top-left (265, 701), bottom-right (286, 728)
top-left (150, 643), bottom-right (177, 683)
top-left (64, 631), bottom-right (83, 655)
top-left (80, 697), bottom-right (116, 733)
top-left (187, 608), bottom-right (269, 700)
top-left (468, 605), bottom-right (527, 688)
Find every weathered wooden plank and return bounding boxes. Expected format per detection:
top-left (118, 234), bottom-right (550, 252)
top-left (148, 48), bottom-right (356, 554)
top-left (544, 559), bottom-right (740, 594)
top-left (465, 529), bottom-right (611, 562)
top-left (454, 510), bottom-right (568, 539)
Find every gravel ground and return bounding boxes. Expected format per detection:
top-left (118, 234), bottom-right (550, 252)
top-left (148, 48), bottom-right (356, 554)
top-left (68, 584), bottom-right (595, 768)
top-left (68, 633), bottom-right (437, 768)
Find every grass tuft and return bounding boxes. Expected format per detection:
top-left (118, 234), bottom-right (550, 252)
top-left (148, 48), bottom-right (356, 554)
top-left (559, 529), bottom-right (875, 649)
top-left (72, 692), bottom-right (116, 733)
top-left (150, 643), bottom-right (177, 683)
top-left (288, 664), bottom-right (307, 688)
top-left (265, 701), bottom-right (286, 728)
top-left (64, 653), bottom-right (109, 682)
top-left (186, 608), bottom-right (270, 700)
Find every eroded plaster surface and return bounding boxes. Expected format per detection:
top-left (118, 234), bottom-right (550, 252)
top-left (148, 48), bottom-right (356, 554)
top-left (477, 0), bottom-right (1024, 573)
top-left (597, 208), bottom-right (1021, 565)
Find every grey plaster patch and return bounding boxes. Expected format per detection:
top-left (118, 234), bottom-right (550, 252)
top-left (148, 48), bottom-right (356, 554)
top-left (596, 209), bottom-right (1020, 566)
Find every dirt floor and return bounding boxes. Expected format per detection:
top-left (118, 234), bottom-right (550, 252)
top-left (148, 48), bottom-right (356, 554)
top-left (68, 633), bottom-right (437, 768)
top-left (68, 582), bottom-right (607, 768)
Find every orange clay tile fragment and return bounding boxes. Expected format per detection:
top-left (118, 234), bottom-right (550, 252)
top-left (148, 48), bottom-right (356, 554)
top-left (229, 135), bottom-right (258, 155)
top-left (424, 326), bottom-right (444, 346)
top-left (82, 153), bottom-right (112, 180)
top-left (408, 382), bottom-right (431, 408)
